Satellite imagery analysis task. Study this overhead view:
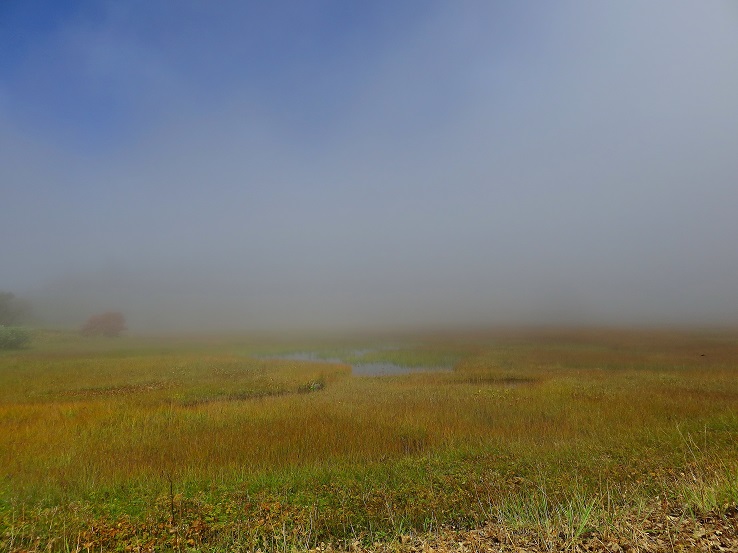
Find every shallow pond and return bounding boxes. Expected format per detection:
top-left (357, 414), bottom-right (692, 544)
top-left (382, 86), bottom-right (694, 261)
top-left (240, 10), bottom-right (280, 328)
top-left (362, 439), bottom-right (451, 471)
top-left (257, 350), bottom-right (452, 377)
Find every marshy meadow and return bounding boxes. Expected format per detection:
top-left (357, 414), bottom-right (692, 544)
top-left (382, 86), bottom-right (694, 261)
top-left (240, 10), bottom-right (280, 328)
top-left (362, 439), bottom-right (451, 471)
top-left (1, 327), bottom-right (737, 551)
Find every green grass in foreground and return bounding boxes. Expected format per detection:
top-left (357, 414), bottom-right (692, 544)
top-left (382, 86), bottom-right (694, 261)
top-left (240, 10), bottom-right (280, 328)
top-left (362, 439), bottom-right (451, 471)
top-left (1, 327), bottom-right (737, 551)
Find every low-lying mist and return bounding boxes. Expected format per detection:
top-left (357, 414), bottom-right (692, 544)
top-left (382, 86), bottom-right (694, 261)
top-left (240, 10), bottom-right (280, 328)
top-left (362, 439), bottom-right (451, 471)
top-left (3, 2), bottom-right (738, 333)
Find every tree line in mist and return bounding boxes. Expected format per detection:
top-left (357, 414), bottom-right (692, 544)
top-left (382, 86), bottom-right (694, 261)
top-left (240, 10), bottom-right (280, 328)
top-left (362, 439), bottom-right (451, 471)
top-left (0, 290), bottom-right (126, 349)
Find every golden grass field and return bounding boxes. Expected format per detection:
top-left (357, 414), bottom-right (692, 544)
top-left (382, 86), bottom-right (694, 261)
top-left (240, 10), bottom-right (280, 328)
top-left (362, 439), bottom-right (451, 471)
top-left (1, 327), bottom-right (737, 551)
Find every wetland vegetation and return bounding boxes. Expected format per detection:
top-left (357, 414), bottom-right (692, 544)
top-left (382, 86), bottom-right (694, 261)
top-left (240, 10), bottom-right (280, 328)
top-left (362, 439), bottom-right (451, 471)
top-left (1, 327), bottom-right (737, 551)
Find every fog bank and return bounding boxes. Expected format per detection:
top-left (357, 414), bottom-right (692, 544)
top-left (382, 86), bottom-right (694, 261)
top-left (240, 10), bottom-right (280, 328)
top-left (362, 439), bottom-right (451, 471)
top-left (2, 2), bottom-right (737, 332)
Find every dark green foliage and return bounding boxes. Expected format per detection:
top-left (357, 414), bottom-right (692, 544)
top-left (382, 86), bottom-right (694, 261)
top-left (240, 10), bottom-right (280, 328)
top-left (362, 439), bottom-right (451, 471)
top-left (0, 325), bottom-right (31, 349)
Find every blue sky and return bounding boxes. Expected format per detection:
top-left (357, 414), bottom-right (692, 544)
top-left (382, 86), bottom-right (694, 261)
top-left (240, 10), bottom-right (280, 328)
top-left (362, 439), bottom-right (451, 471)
top-left (2, 1), bottom-right (738, 331)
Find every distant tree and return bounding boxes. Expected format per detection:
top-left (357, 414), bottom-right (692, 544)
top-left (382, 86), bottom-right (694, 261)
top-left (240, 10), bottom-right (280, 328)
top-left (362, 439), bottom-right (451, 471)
top-left (80, 311), bottom-right (127, 337)
top-left (0, 292), bottom-right (32, 325)
top-left (0, 325), bottom-right (31, 349)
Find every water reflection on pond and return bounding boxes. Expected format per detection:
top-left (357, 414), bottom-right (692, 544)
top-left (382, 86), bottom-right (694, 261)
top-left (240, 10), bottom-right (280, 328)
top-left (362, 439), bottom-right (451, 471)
top-left (258, 351), bottom-right (452, 376)
top-left (350, 362), bottom-right (451, 376)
